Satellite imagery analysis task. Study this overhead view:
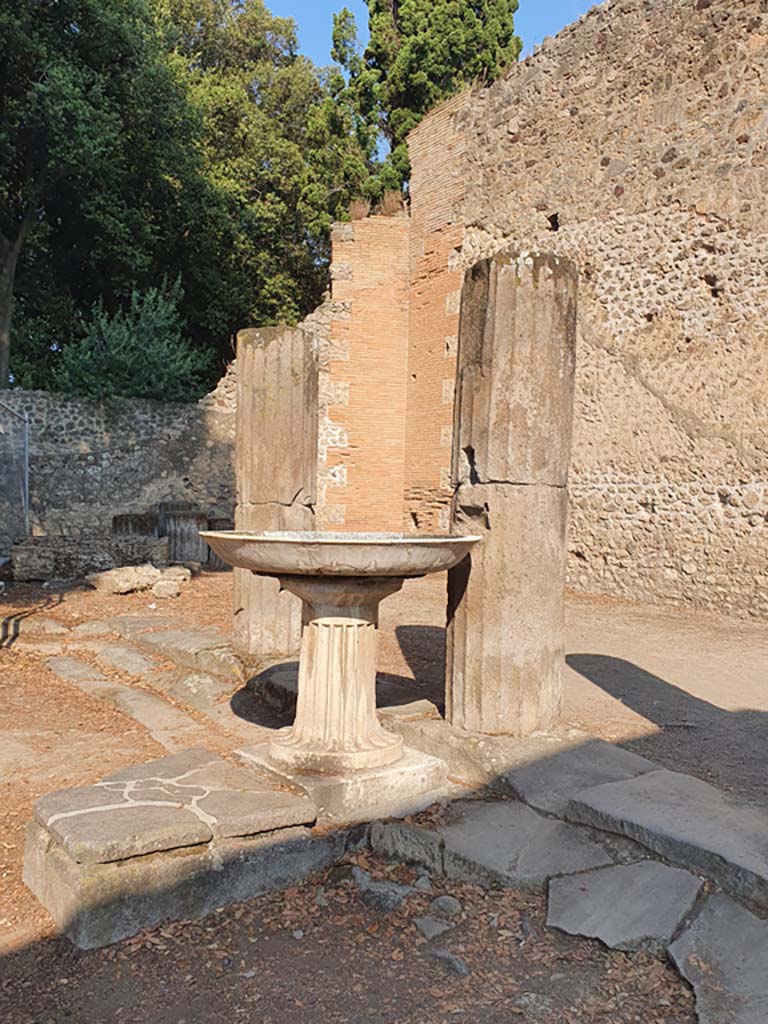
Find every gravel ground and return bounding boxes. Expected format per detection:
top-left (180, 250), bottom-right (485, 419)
top-left (1, 569), bottom-right (763, 1020)
top-left (0, 853), bottom-right (695, 1024)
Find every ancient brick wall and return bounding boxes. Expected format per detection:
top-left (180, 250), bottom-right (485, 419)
top-left (321, 218), bottom-right (411, 531)
top-left (404, 96), bottom-right (467, 533)
top-left (408, 0), bottom-right (768, 618)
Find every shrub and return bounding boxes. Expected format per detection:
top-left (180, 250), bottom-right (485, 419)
top-left (54, 279), bottom-right (214, 402)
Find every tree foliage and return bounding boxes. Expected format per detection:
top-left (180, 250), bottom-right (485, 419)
top-left (54, 278), bottom-right (213, 402)
top-left (0, 0), bottom-right (521, 397)
top-left (333, 0), bottom-right (522, 194)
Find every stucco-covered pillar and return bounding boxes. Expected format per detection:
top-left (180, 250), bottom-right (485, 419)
top-left (446, 251), bottom-right (578, 735)
top-left (233, 327), bottom-right (318, 659)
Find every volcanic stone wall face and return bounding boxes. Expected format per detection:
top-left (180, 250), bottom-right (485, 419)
top-left (412, 0), bottom-right (768, 617)
top-left (0, 383), bottom-right (236, 554)
top-left (321, 218), bottom-right (411, 531)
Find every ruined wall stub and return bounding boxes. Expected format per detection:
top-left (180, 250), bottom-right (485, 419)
top-left (447, 251), bottom-right (577, 736)
top-left (233, 326), bottom-right (318, 658)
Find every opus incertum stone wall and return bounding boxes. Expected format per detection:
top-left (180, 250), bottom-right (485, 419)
top-left (405, 0), bottom-right (768, 619)
top-left (0, 380), bottom-right (237, 568)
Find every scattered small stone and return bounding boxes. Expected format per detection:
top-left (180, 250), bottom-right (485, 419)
top-left (414, 916), bottom-right (452, 941)
top-left (86, 565), bottom-right (161, 595)
top-left (429, 949), bottom-right (471, 977)
top-left (292, 929), bottom-right (304, 940)
top-left (152, 579), bottom-right (181, 600)
top-left (315, 888), bottom-right (329, 908)
top-left (161, 565), bottom-right (192, 584)
top-left (430, 895), bottom-right (462, 919)
top-left (352, 866), bottom-right (415, 913)
top-left (414, 873), bottom-right (433, 893)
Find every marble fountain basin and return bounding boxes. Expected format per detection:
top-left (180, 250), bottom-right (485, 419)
top-left (200, 529), bottom-right (481, 782)
top-left (199, 530), bottom-right (480, 578)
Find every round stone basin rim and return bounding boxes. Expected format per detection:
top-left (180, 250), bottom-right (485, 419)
top-left (200, 530), bottom-right (482, 578)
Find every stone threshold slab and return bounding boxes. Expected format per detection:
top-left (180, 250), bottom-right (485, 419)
top-left (32, 749), bottom-right (316, 865)
top-left (24, 820), bottom-right (337, 950)
top-left (567, 769), bottom-right (768, 909)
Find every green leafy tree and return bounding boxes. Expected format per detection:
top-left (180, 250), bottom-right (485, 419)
top-left (54, 278), bottom-right (213, 402)
top-left (333, 0), bottom-right (522, 194)
top-left (0, 0), bottom-right (204, 388)
top-left (156, 0), bottom-right (346, 334)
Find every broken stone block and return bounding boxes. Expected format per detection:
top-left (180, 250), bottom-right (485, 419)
top-left (547, 861), bottom-right (702, 950)
top-left (86, 564), bottom-right (161, 594)
top-left (439, 800), bottom-right (612, 889)
top-left (161, 565), bottom-right (193, 583)
top-left (669, 893), bottom-right (768, 1024)
top-left (152, 578), bottom-right (181, 599)
top-left (369, 820), bottom-right (444, 876)
top-left (168, 672), bottom-right (232, 710)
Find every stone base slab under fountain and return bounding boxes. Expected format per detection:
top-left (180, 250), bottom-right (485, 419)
top-left (237, 742), bottom-right (449, 825)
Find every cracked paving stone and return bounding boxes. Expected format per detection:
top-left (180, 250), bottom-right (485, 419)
top-left (669, 893), bottom-right (768, 1024)
top-left (547, 860), bottom-right (702, 950)
top-left (33, 749), bottom-right (316, 864)
top-left (439, 800), bottom-right (613, 889)
top-left (567, 769), bottom-right (768, 907)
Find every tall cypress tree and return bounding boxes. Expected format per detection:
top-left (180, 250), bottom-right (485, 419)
top-left (333, 0), bottom-right (522, 196)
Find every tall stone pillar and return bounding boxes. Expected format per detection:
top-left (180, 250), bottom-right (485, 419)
top-left (233, 327), bottom-right (318, 659)
top-left (446, 251), bottom-right (577, 736)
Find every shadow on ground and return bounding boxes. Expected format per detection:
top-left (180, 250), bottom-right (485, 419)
top-left (567, 653), bottom-right (768, 808)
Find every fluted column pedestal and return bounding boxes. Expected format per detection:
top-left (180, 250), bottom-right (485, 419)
top-left (267, 576), bottom-right (405, 774)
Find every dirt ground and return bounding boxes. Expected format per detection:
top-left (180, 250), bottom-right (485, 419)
top-left (0, 570), bottom-right (764, 1021)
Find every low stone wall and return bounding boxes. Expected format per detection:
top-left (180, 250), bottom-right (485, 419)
top-left (2, 374), bottom-right (236, 578)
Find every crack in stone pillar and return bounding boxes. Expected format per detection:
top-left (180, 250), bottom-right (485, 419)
top-left (267, 576), bottom-right (405, 773)
top-left (447, 250), bottom-right (578, 736)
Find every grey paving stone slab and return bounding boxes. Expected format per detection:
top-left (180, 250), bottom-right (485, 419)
top-left (135, 628), bottom-right (244, 680)
top-left (503, 739), bottom-right (657, 814)
top-left (71, 620), bottom-right (115, 637)
top-left (108, 615), bottom-right (179, 639)
top-left (438, 800), bottom-right (613, 889)
top-left (167, 672), bottom-right (232, 710)
top-left (567, 769), bottom-right (768, 908)
top-left (2, 615), bottom-right (70, 639)
top-left (547, 860), bottom-right (702, 950)
top-left (12, 640), bottom-right (65, 655)
top-left (89, 643), bottom-right (160, 677)
top-left (24, 820), bottom-right (336, 949)
top-left (32, 749), bottom-right (315, 865)
top-left (669, 893), bottom-right (768, 1024)
top-left (46, 656), bottom-right (110, 684)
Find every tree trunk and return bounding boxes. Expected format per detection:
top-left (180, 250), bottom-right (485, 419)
top-left (0, 235), bottom-right (21, 389)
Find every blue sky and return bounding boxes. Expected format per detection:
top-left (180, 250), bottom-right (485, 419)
top-left (268, 0), bottom-right (597, 66)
